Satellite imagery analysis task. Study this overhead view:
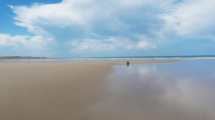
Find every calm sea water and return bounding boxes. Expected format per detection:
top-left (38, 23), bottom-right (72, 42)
top-left (86, 60), bottom-right (215, 120)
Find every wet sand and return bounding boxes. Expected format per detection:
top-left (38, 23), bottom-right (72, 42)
top-left (0, 60), bottom-right (215, 120)
top-left (0, 61), bottom-right (112, 120)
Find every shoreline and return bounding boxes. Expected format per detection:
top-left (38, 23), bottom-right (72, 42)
top-left (1, 58), bottom-right (215, 65)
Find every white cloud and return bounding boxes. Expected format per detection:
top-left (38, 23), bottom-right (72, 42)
top-left (12, 0), bottom-right (215, 38)
top-left (11, 0), bottom-right (174, 34)
top-left (11, 0), bottom-right (167, 53)
top-left (0, 33), bottom-right (54, 56)
top-left (137, 41), bottom-right (152, 49)
top-left (70, 36), bottom-right (155, 52)
top-left (163, 0), bottom-right (215, 36)
top-left (10, 3), bottom-right (87, 34)
top-left (9, 0), bottom-right (215, 54)
top-left (0, 33), bottom-right (50, 49)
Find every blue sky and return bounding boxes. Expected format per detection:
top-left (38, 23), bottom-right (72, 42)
top-left (0, 0), bottom-right (215, 57)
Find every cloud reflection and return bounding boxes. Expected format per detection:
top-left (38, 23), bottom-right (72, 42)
top-left (85, 61), bottom-right (215, 120)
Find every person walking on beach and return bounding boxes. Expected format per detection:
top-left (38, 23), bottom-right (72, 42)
top-left (126, 61), bottom-right (130, 67)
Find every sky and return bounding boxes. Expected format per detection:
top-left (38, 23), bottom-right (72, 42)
top-left (0, 0), bottom-right (215, 57)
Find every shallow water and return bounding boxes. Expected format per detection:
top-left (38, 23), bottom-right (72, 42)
top-left (84, 60), bottom-right (215, 120)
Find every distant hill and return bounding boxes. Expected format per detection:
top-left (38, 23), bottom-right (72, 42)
top-left (0, 56), bottom-right (49, 59)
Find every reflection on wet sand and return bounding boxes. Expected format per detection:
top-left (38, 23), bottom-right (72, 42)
top-left (0, 60), bottom-right (215, 120)
top-left (84, 61), bottom-right (215, 120)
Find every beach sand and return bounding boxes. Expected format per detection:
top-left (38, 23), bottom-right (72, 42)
top-left (0, 61), bottom-right (113, 120)
top-left (0, 60), bottom-right (214, 120)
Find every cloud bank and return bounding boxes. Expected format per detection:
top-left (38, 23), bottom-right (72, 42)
top-left (1, 0), bottom-right (214, 56)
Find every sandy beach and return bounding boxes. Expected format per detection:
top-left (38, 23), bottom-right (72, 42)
top-left (0, 61), bottom-right (112, 120)
top-left (0, 60), bottom-right (215, 120)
